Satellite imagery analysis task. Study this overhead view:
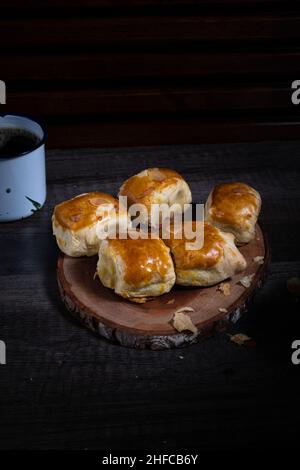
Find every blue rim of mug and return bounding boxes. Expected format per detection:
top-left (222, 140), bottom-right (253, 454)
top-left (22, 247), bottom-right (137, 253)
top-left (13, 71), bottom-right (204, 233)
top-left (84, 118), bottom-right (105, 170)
top-left (0, 113), bottom-right (47, 159)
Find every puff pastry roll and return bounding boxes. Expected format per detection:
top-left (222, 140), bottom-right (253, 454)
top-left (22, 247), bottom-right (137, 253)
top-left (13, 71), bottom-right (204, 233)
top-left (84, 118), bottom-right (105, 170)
top-left (52, 192), bottom-right (129, 257)
top-left (119, 168), bottom-right (192, 226)
top-left (163, 221), bottom-right (247, 287)
top-left (205, 182), bottom-right (261, 244)
top-left (97, 235), bottom-right (176, 303)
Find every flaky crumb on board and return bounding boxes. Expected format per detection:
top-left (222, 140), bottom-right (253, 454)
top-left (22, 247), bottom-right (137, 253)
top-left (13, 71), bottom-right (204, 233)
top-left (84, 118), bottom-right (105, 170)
top-left (239, 274), bottom-right (255, 288)
top-left (253, 256), bottom-right (264, 265)
top-left (172, 311), bottom-right (197, 335)
top-left (228, 333), bottom-right (251, 346)
top-left (218, 307), bottom-right (228, 313)
top-left (218, 282), bottom-right (231, 296)
top-left (167, 299), bottom-right (175, 305)
top-left (175, 306), bottom-right (195, 314)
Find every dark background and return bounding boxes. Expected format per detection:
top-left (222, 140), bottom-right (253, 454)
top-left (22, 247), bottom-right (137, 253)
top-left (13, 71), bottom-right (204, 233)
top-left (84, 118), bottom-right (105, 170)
top-left (0, 0), bottom-right (300, 453)
top-left (1, 0), bottom-right (300, 148)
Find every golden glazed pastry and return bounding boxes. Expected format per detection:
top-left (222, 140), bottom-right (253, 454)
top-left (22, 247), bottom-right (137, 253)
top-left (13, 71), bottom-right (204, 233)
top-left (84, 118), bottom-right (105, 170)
top-left (163, 221), bottom-right (247, 286)
top-left (118, 168), bottom-right (192, 226)
top-left (52, 192), bottom-right (129, 257)
top-left (96, 234), bottom-right (176, 303)
top-left (205, 182), bottom-right (261, 244)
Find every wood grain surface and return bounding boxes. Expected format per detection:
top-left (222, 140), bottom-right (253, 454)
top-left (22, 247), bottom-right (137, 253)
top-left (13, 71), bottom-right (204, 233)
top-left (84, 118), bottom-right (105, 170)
top-left (57, 225), bottom-right (269, 349)
top-left (1, 1), bottom-right (300, 148)
top-left (0, 142), bottom-right (299, 450)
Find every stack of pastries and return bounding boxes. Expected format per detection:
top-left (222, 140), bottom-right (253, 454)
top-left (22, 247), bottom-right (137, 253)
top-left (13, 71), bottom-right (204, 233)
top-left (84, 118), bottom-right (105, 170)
top-left (52, 169), bottom-right (261, 303)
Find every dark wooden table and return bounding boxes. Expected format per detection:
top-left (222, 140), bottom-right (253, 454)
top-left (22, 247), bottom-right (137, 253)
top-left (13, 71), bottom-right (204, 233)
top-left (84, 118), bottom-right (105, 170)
top-left (0, 142), bottom-right (300, 450)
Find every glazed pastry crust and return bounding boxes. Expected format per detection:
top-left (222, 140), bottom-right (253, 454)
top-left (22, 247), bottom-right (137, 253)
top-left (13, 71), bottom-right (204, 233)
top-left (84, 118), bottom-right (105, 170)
top-left (52, 192), bottom-right (129, 257)
top-left (164, 221), bottom-right (247, 286)
top-left (119, 168), bottom-right (192, 225)
top-left (205, 182), bottom-right (261, 244)
top-left (97, 234), bottom-right (176, 303)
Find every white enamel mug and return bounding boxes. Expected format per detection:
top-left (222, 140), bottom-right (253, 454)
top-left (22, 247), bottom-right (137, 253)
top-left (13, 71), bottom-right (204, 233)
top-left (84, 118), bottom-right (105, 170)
top-left (0, 114), bottom-right (47, 222)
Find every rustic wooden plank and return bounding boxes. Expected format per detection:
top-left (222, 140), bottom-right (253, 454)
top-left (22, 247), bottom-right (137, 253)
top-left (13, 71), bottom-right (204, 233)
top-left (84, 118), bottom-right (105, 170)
top-left (0, 142), bottom-right (299, 450)
top-left (2, 52), bottom-right (300, 81)
top-left (0, 144), bottom-right (299, 264)
top-left (2, 16), bottom-right (300, 47)
top-left (5, 86), bottom-right (292, 117)
top-left (0, 0), bottom-right (291, 8)
top-left (41, 118), bottom-right (300, 148)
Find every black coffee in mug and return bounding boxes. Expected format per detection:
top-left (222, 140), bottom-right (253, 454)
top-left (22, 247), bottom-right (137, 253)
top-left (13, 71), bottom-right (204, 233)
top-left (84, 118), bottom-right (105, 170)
top-left (0, 127), bottom-right (40, 157)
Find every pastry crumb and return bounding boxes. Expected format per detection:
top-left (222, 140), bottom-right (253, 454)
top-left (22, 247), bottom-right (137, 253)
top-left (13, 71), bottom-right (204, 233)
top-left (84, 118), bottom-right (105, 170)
top-left (239, 274), bottom-right (255, 288)
top-left (175, 306), bottom-right (195, 314)
top-left (228, 333), bottom-right (251, 346)
top-left (178, 355), bottom-right (184, 360)
top-left (172, 311), bottom-right (197, 335)
top-left (218, 282), bottom-right (231, 296)
top-left (218, 307), bottom-right (228, 313)
top-left (253, 256), bottom-right (264, 265)
top-left (167, 299), bottom-right (175, 305)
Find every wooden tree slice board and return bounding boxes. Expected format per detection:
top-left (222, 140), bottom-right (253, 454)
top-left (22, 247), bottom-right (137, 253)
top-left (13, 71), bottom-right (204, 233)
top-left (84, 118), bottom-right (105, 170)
top-left (57, 225), bottom-right (270, 350)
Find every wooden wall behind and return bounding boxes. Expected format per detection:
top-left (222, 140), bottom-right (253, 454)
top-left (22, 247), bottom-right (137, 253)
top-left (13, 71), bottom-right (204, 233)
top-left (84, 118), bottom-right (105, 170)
top-left (1, 0), bottom-right (300, 148)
